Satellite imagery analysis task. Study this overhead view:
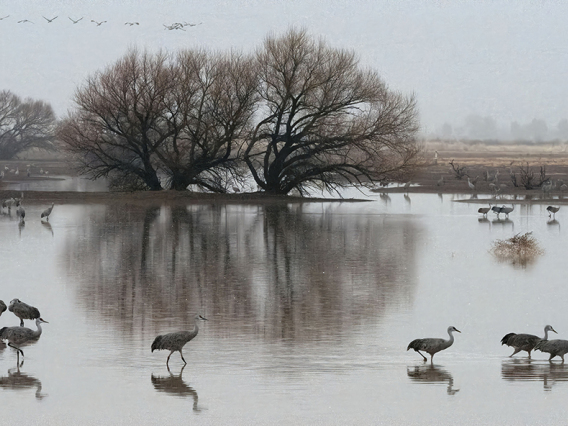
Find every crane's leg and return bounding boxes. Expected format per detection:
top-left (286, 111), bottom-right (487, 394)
top-left (509, 348), bottom-right (521, 357)
top-left (179, 350), bottom-right (187, 365)
top-left (430, 354), bottom-right (434, 364)
top-left (166, 351), bottom-right (173, 367)
top-left (549, 354), bottom-right (555, 362)
top-left (416, 350), bottom-right (427, 361)
top-left (527, 350), bottom-right (532, 359)
top-left (19, 319), bottom-right (24, 327)
top-left (8, 343), bottom-right (24, 357)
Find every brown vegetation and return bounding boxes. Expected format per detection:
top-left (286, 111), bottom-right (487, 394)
top-left (490, 232), bottom-right (544, 267)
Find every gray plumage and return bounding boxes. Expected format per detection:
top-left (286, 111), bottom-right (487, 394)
top-left (478, 204), bottom-right (491, 217)
top-left (8, 299), bottom-right (41, 327)
top-left (152, 314), bottom-right (208, 366)
top-left (547, 206), bottom-right (560, 218)
top-left (534, 338), bottom-right (568, 362)
top-left (407, 326), bottom-right (461, 363)
top-left (0, 318), bottom-right (48, 358)
top-left (41, 203), bottom-right (54, 220)
top-left (501, 325), bottom-right (557, 358)
top-left (500, 205), bottom-right (514, 218)
top-left (0, 300), bottom-right (6, 316)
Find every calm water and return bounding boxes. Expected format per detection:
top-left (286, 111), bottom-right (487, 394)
top-left (1, 193), bottom-right (568, 425)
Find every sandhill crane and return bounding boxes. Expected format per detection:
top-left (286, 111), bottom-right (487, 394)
top-left (2, 198), bottom-right (15, 212)
top-left (69, 17), bottom-right (83, 24)
top-left (0, 300), bottom-right (6, 316)
top-left (547, 206), bottom-right (560, 218)
top-left (467, 178), bottom-right (476, 191)
top-left (91, 20), bottom-right (107, 26)
top-left (478, 204), bottom-right (492, 217)
top-left (500, 205), bottom-right (514, 218)
top-left (501, 325), bottom-right (557, 359)
top-left (16, 204), bottom-right (25, 223)
top-left (0, 15), bottom-right (9, 20)
top-left (407, 326), bottom-right (461, 363)
top-left (125, 22), bottom-right (139, 25)
top-left (542, 180), bottom-right (553, 197)
top-left (402, 181), bottom-right (411, 193)
top-left (17, 20), bottom-right (34, 24)
top-left (41, 203), bottom-right (54, 221)
top-left (0, 318), bottom-right (48, 360)
top-left (14, 167), bottom-right (19, 176)
top-left (152, 314), bottom-right (207, 366)
top-left (436, 176), bottom-right (445, 187)
top-left (43, 16), bottom-right (58, 23)
top-left (8, 299), bottom-right (41, 327)
top-left (534, 338), bottom-right (568, 362)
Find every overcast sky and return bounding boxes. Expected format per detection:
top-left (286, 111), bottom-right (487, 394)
top-left (2, 0), bottom-right (568, 135)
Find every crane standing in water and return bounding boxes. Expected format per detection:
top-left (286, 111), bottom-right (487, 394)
top-left (534, 338), bottom-right (568, 362)
top-left (152, 314), bottom-right (208, 366)
top-left (41, 203), bottom-right (54, 221)
top-left (0, 318), bottom-right (49, 359)
top-left (501, 325), bottom-right (557, 359)
top-left (407, 326), bottom-right (461, 363)
top-left (8, 299), bottom-right (41, 327)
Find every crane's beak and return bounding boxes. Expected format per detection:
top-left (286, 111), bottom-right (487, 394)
top-left (454, 328), bottom-right (461, 333)
top-left (39, 318), bottom-right (49, 323)
top-left (552, 328), bottom-right (558, 334)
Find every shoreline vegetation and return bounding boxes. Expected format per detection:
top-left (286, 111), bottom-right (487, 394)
top-left (4, 141), bottom-right (568, 204)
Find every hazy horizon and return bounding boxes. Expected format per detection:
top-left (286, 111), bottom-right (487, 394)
top-left (2, 0), bottom-right (568, 140)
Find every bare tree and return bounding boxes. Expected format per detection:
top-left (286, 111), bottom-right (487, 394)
top-left (59, 48), bottom-right (258, 192)
top-left (155, 50), bottom-right (258, 191)
top-left (244, 28), bottom-right (420, 195)
top-left (448, 159), bottom-right (467, 180)
top-left (58, 49), bottom-right (177, 190)
top-left (0, 90), bottom-right (56, 159)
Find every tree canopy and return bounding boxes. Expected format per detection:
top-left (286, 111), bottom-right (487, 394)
top-left (0, 90), bottom-right (56, 160)
top-left (59, 29), bottom-right (421, 194)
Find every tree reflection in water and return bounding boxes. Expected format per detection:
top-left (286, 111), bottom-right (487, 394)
top-left (0, 362), bottom-right (46, 400)
top-left (407, 364), bottom-right (460, 395)
top-left (62, 202), bottom-right (421, 343)
top-left (501, 359), bottom-right (568, 391)
top-left (151, 365), bottom-right (201, 411)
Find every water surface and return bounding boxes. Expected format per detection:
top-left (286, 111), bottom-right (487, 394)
top-left (1, 193), bottom-right (567, 425)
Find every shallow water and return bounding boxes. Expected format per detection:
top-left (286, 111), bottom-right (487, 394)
top-left (0, 193), bottom-right (567, 425)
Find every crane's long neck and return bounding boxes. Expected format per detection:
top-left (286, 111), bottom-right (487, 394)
top-left (447, 329), bottom-right (455, 344)
top-left (32, 321), bottom-right (43, 338)
top-left (543, 328), bottom-right (550, 340)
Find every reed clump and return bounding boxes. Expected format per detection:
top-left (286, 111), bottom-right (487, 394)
top-left (490, 232), bottom-right (544, 266)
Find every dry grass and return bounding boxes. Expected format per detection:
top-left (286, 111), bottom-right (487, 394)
top-left (490, 232), bottom-right (544, 267)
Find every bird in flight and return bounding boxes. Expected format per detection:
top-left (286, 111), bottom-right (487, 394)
top-left (69, 16), bottom-right (83, 24)
top-left (43, 16), bottom-right (58, 23)
top-left (125, 22), bottom-right (139, 26)
top-left (91, 20), bottom-right (107, 26)
top-left (17, 19), bottom-right (34, 24)
top-left (0, 15), bottom-right (9, 20)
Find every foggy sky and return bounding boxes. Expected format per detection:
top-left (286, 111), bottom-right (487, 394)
top-left (2, 0), bottom-right (568, 136)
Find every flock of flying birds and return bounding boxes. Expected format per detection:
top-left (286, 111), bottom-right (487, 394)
top-left (408, 325), bottom-right (568, 363)
top-left (0, 14), bottom-right (201, 30)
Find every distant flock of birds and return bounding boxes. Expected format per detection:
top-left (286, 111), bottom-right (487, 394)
top-left (476, 203), bottom-right (559, 219)
top-left (408, 325), bottom-right (568, 363)
top-left (0, 164), bottom-right (49, 180)
top-left (0, 14), bottom-right (201, 29)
